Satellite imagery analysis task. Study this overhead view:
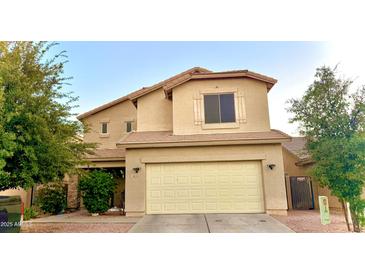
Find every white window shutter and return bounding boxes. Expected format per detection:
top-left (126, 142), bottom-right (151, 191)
top-left (237, 92), bottom-right (247, 123)
top-left (193, 94), bottom-right (203, 125)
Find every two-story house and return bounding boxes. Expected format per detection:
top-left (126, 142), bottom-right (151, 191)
top-left (78, 67), bottom-right (291, 216)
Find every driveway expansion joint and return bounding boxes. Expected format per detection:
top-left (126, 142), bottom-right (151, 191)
top-left (204, 214), bottom-right (211, 233)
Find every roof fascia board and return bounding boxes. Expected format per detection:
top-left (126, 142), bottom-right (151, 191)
top-left (164, 71), bottom-right (277, 94)
top-left (116, 137), bottom-right (291, 148)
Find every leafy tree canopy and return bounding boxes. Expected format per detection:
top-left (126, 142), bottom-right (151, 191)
top-left (0, 42), bottom-right (95, 191)
top-left (287, 66), bottom-right (365, 231)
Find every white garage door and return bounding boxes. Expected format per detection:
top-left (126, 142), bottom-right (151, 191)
top-left (146, 161), bottom-right (264, 214)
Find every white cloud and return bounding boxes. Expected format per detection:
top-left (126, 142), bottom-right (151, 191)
top-left (325, 41), bottom-right (365, 86)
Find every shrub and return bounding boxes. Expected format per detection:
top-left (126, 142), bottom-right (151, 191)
top-left (37, 182), bottom-right (67, 214)
top-left (78, 170), bottom-right (115, 214)
top-left (24, 207), bottom-right (38, 220)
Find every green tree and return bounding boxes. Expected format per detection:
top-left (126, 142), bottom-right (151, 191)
top-left (287, 66), bottom-right (365, 232)
top-left (0, 42), bottom-right (95, 191)
top-left (0, 89), bottom-right (16, 187)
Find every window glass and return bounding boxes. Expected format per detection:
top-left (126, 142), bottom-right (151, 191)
top-left (126, 121), bottom-right (132, 133)
top-left (220, 93), bottom-right (235, 122)
top-left (101, 122), bottom-right (108, 134)
top-left (204, 94), bottom-right (220, 123)
top-left (204, 93), bottom-right (236, 124)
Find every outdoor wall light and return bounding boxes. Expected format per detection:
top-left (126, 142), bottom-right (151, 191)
top-left (267, 164), bottom-right (276, 170)
top-left (132, 167), bottom-right (140, 173)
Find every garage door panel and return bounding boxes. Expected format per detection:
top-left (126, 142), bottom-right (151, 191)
top-left (217, 175), bottom-right (228, 184)
top-left (231, 175), bottom-right (245, 185)
top-left (176, 190), bottom-right (189, 198)
top-left (176, 202), bottom-right (189, 211)
top-left (191, 201), bottom-right (204, 211)
top-left (150, 177), bottom-right (161, 186)
top-left (146, 161), bottom-right (264, 214)
top-left (218, 189), bottom-right (232, 197)
top-left (150, 190), bottom-right (162, 199)
top-left (204, 175), bottom-right (217, 185)
top-left (201, 163), bottom-right (217, 173)
top-left (163, 190), bottom-right (175, 199)
top-left (206, 202), bottom-right (218, 210)
top-left (177, 176), bottom-right (189, 185)
top-left (165, 176), bottom-right (177, 185)
top-left (149, 203), bottom-right (162, 212)
top-left (206, 189), bottom-right (218, 198)
top-left (191, 176), bottom-right (202, 185)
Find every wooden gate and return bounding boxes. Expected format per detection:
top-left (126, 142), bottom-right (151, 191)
top-left (290, 176), bottom-right (314, 210)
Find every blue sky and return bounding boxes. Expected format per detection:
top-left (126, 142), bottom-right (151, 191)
top-left (55, 42), bottom-right (329, 136)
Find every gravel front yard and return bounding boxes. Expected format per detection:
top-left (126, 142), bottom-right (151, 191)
top-left (21, 223), bottom-right (134, 233)
top-left (272, 210), bottom-right (351, 233)
top-left (20, 209), bottom-right (139, 233)
top-left (19, 209), bottom-right (353, 233)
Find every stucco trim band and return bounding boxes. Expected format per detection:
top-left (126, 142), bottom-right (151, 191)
top-left (140, 154), bottom-right (266, 164)
top-left (119, 138), bottom-right (290, 149)
top-left (79, 161), bottom-right (125, 168)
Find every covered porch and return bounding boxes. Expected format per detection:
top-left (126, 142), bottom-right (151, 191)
top-left (79, 148), bottom-right (126, 213)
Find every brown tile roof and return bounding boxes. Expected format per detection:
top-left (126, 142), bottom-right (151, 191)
top-left (164, 70), bottom-right (277, 94)
top-left (77, 67), bottom-right (210, 120)
top-left (77, 95), bottom-right (130, 120)
top-left (77, 67), bottom-right (277, 120)
top-left (85, 148), bottom-right (125, 161)
top-left (127, 67), bottom-right (211, 101)
top-left (282, 137), bottom-right (311, 161)
top-left (118, 129), bottom-right (291, 147)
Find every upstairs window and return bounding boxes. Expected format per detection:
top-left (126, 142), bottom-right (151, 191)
top-left (101, 122), bottom-right (108, 134)
top-left (204, 93), bottom-right (235, 123)
top-left (126, 121), bottom-right (133, 133)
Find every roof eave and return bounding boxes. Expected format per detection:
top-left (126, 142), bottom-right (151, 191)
top-left (295, 158), bottom-right (314, 166)
top-left (84, 157), bottom-right (126, 162)
top-left (282, 145), bottom-right (302, 161)
top-left (164, 71), bottom-right (277, 94)
top-left (76, 96), bottom-right (130, 120)
top-left (116, 137), bottom-right (291, 149)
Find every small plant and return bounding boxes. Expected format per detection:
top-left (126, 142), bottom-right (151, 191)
top-left (37, 182), bottom-right (67, 214)
top-left (24, 207), bottom-right (38, 221)
top-left (78, 170), bottom-right (115, 214)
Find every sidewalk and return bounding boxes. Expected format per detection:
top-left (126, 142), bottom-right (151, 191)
top-left (25, 209), bottom-right (141, 224)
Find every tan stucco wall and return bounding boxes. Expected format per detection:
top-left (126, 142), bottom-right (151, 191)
top-left (282, 148), bottom-right (341, 209)
top-left (137, 88), bottom-right (173, 132)
top-left (81, 161), bottom-right (125, 169)
top-left (172, 78), bottom-right (271, 135)
top-left (282, 148), bottom-right (319, 209)
top-left (125, 143), bottom-right (287, 216)
top-left (81, 100), bottom-right (137, 149)
top-left (0, 188), bottom-right (31, 208)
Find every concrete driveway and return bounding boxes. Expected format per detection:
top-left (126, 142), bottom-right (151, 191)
top-left (128, 214), bottom-right (294, 233)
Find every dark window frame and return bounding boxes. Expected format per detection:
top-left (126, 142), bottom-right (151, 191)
top-left (101, 122), bottom-right (108, 134)
top-left (126, 121), bottom-right (133, 133)
top-left (203, 93), bottom-right (236, 124)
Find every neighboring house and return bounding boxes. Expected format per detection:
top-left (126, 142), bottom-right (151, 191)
top-left (0, 188), bottom-right (32, 208)
top-left (282, 137), bottom-right (342, 210)
top-left (78, 67), bottom-right (291, 216)
top-left (0, 174), bottom-right (79, 210)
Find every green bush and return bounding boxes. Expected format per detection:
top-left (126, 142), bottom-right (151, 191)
top-left (78, 170), bottom-right (115, 214)
top-left (37, 182), bottom-right (67, 214)
top-left (24, 207), bottom-right (38, 221)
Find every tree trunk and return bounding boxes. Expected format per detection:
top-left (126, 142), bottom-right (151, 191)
top-left (341, 199), bottom-right (351, 232)
top-left (350, 209), bottom-right (361, 233)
